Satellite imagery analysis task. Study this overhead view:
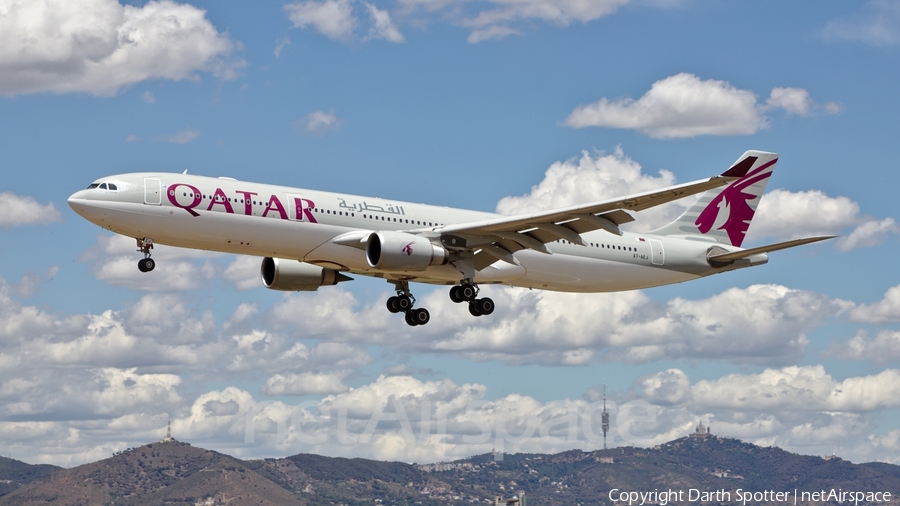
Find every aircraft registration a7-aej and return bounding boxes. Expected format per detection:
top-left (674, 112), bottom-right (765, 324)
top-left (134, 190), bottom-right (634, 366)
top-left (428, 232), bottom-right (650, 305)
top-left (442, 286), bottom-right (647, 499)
top-left (69, 150), bottom-right (832, 326)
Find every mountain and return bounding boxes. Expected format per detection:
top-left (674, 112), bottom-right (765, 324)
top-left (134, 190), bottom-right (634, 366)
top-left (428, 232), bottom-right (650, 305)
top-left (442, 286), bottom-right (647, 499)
top-left (0, 441), bottom-right (303, 506)
top-left (0, 456), bottom-right (60, 497)
top-left (2, 436), bottom-right (900, 505)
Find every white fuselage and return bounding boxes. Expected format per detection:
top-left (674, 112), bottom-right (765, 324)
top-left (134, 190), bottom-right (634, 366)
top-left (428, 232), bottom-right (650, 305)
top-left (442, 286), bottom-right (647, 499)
top-left (68, 172), bottom-right (761, 292)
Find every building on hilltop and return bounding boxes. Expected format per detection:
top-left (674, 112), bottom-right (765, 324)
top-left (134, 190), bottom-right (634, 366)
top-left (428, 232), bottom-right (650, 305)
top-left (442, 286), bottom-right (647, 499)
top-left (690, 420), bottom-right (711, 439)
top-left (494, 491), bottom-right (526, 505)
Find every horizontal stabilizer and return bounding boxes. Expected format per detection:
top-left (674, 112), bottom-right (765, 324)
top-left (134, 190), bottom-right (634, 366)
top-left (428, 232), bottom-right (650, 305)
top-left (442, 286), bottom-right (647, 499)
top-left (707, 236), bottom-right (836, 263)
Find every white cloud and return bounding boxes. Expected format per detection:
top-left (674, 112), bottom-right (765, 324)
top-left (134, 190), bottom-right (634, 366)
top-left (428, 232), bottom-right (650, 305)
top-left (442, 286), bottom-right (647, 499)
top-left (564, 74), bottom-right (840, 138)
top-left (223, 255), bottom-right (262, 289)
top-left (93, 368), bottom-right (182, 415)
top-left (692, 365), bottom-right (900, 413)
top-left (765, 87), bottom-right (815, 117)
top-left (0, 0), bottom-right (244, 96)
top-left (467, 25), bottom-right (520, 43)
top-left (823, 0), bottom-right (900, 46)
top-left (141, 90), bottom-right (155, 103)
top-left (496, 147), bottom-right (683, 231)
top-left (493, 146), bottom-right (888, 251)
top-left (750, 189), bottom-right (899, 250)
top-left (286, 0), bottom-right (628, 44)
top-left (115, 367), bottom-right (900, 463)
top-left (399, 0), bottom-right (630, 43)
top-left (564, 73), bottom-right (764, 138)
top-left (604, 365), bottom-right (900, 460)
top-left (2, 272), bottom-right (899, 465)
top-left (824, 330), bottom-right (900, 365)
top-left (824, 101), bottom-right (845, 114)
top-left (365, 3), bottom-right (404, 42)
top-left (81, 234), bottom-right (221, 291)
top-left (298, 109), bottom-right (342, 135)
top-left (0, 192), bottom-right (63, 227)
top-left (461, 0), bottom-right (628, 37)
top-left (123, 293), bottom-right (216, 344)
top-left (270, 284), bottom-right (834, 366)
top-left (261, 370), bottom-right (351, 396)
top-left (836, 217), bottom-right (900, 251)
top-left (10, 266), bottom-right (60, 298)
top-left (751, 189), bottom-right (859, 239)
top-left (765, 87), bottom-right (843, 117)
top-left (274, 36), bottom-right (291, 58)
top-left (285, 0), bottom-right (357, 42)
top-left (847, 284), bottom-right (900, 324)
top-left (157, 127), bottom-right (201, 144)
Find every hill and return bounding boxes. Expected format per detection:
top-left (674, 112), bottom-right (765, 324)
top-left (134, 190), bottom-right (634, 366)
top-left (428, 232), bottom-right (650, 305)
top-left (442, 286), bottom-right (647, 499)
top-left (0, 456), bottom-right (60, 497)
top-left (2, 436), bottom-right (900, 505)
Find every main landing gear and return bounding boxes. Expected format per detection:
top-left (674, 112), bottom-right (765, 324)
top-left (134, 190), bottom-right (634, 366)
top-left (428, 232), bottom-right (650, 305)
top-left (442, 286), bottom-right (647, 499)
top-left (449, 282), bottom-right (494, 317)
top-left (385, 279), bottom-right (494, 326)
top-left (386, 280), bottom-right (430, 327)
top-left (136, 237), bottom-right (156, 272)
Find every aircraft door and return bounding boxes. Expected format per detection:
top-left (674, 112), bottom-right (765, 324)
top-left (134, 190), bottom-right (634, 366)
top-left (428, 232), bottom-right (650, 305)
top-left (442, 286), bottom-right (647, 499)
top-left (649, 239), bottom-right (665, 265)
top-left (144, 178), bottom-right (161, 205)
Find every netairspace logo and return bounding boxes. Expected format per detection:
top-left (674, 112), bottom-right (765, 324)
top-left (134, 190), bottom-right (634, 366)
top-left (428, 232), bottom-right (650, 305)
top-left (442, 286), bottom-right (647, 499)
top-left (240, 398), bottom-right (661, 460)
top-left (608, 488), bottom-right (893, 506)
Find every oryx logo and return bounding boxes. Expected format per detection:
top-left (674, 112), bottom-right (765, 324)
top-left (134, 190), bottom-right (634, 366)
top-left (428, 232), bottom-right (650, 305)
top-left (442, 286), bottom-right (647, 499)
top-left (402, 242), bottom-right (414, 256)
top-left (695, 159), bottom-right (776, 247)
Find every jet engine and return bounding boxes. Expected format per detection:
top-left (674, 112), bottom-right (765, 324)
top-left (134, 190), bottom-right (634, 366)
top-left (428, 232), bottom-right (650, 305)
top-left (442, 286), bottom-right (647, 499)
top-left (261, 257), bottom-right (351, 291)
top-left (365, 232), bottom-right (449, 271)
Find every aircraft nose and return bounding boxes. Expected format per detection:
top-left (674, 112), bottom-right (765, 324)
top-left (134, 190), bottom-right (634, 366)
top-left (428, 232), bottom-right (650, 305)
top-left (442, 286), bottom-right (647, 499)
top-left (67, 190), bottom-right (91, 215)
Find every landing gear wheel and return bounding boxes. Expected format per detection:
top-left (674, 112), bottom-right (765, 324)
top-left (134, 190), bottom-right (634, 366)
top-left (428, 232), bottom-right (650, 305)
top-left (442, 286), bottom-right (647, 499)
top-left (396, 295), bottom-right (412, 312)
top-left (405, 308), bottom-right (430, 326)
top-left (459, 283), bottom-right (477, 301)
top-left (387, 296), bottom-right (401, 313)
top-left (469, 301), bottom-right (482, 317)
top-left (476, 297), bottom-right (494, 315)
top-left (449, 286), bottom-right (464, 303)
top-left (138, 258), bottom-right (156, 272)
top-left (413, 308), bottom-right (430, 325)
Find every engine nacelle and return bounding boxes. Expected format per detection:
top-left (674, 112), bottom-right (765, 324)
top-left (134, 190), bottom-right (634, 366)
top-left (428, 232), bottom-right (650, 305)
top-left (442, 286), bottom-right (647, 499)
top-left (260, 257), bottom-right (351, 291)
top-left (366, 232), bottom-right (449, 271)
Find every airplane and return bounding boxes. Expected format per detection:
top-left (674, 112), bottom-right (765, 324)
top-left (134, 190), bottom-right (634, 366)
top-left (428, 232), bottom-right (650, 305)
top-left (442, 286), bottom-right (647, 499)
top-left (68, 150), bottom-right (833, 326)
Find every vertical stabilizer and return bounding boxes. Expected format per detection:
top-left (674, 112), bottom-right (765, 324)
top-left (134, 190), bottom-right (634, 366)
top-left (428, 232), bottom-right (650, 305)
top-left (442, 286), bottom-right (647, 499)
top-left (649, 151), bottom-right (778, 247)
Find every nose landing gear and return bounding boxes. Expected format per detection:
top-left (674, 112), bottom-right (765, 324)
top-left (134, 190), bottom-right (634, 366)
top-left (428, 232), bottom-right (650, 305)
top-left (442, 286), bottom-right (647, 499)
top-left (136, 238), bottom-right (155, 272)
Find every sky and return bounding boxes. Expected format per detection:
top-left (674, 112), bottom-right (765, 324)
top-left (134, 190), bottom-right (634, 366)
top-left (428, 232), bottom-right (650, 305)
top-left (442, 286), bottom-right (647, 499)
top-left (2, 0), bottom-right (900, 467)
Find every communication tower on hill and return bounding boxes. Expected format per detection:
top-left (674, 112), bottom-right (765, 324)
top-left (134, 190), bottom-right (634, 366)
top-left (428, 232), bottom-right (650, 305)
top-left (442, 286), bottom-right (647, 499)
top-left (161, 418), bottom-right (175, 443)
top-left (601, 385), bottom-right (610, 450)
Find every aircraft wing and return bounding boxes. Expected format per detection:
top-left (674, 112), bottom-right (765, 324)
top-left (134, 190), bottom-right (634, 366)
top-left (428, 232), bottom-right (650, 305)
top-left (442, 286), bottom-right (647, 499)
top-left (437, 160), bottom-right (754, 263)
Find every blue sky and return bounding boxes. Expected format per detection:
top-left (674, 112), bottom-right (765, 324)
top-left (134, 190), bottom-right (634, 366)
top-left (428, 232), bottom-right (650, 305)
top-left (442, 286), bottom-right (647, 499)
top-left (2, 0), bottom-right (900, 467)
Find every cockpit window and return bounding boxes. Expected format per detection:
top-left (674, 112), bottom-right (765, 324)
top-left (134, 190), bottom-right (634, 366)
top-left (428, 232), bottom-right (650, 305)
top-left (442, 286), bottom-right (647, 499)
top-left (88, 182), bottom-right (120, 191)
